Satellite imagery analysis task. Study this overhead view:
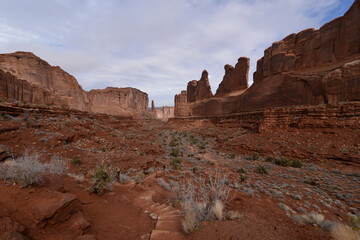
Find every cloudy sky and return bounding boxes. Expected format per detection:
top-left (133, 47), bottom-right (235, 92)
top-left (0, 0), bottom-right (354, 106)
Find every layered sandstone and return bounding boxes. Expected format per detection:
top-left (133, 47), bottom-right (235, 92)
top-left (0, 52), bottom-right (150, 118)
top-left (187, 70), bottom-right (213, 102)
top-left (174, 90), bottom-right (189, 117)
top-left (87, 87), bottom-right (149, 117)
top-left (215, 57), bottom-right (249, 97)
top-left (174, 0), bottom-right (360, 118)
top-left (0, 52), bottom-right (88, 111)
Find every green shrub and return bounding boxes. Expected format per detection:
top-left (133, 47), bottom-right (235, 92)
top-left (349, 214), bottom-right (360, 231)
top-left (72, 156), bottom-right (82, 166)
top-left (169, 139), bottom-right (178, 147)
top-left (236, 168), bottom-right (247, 174)
top-left (230, 153), bottom-right (236, 159)
top-left (206, 160), bottom-right (215, 166)
top-left (275, 157), bottom-right (303, 168)
top-left (89, 164), bottom-right (113, 194)
top-left (134, 171), bottom-right (145, 184)
top-left (198, 142), bottom-right (206, 150)
top-left (170, 148), bottom-right (180, 157)
top-left (252, 152), bottom-right (259, 160)
top-left (256, 165), bottom-right (268, 175)
top-left (240, 173), bottom-right (248, 182)
top-left (171, 158), bottom-right (182, 170)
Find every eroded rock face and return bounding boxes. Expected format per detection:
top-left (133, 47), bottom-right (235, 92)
top-left (155, 106), bottom-right (174, 120)
top-left (0, 52), bottom-right (150, 118)
top-left (175, 0), bottom-right (360, 118)
top-left (253, 0), bottom-right (360, 82)
top-left (0, 52), bottom-right (88, 111)
top-left (174, 90), bottom-right (189, 117)
top-left (87, 87), bottom-right (149, 118)
top-left (187, 70), bottom-right (213, 103)
top-left (215, 57), bottom-right (249, 96)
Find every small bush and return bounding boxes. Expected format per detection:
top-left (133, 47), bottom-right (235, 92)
top-left (119, 173), bottom-right (131, 183)
top-left (230, 153), bottom-right (236, 159)
top-left (170, 148), bottom-right (180, 157)
top-left (349, 214), bottom-right (360, 231)
top-left (134, 171), bottom-right (145, 185)
top-left (256, 165), bottom-right (268, 175)
top-left (72, 156), bottom-right (82, 166)
top-left (252, 152), bottom-right (259, 160)
top-left (236, 168), bottom-right (246, 174)
top-left (169, 139), bottom-right (178, 147)
top-left (239, 173), bottom-right (248, 182)
top-left (206, 160), bottom-right (215, 166)
top-left (275, 156), bottom-right (303, 168)
top-left (171, 158), bottom-right (182, 170)
top-left (181, 202), bottom-right (196, 234)
top-left (303, 212), bottom-right (324, 225)
top-left (198, 143), bottom-right (206, 150)
top-left (89, 164), bottom-right (113, 194)
top-left (157, 178), bottom-right (170, 191)
top-left (265, 156), bottom-right (273, 162)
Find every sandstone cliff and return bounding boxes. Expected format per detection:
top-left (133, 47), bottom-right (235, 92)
top-left (215, 57), bottom-right (249, 97)
top-left (0, 52), bottom-right (150, 118)
top-left (174, 90), bottom-right (189, 117)
top-left (155, 106), bottom-right (175, 120)
top-left (174, 0), bottom-right (360, 117)
top-left (0, 52), bottom-right (88, 111)
top-left (187, 70), bottom-right (213, 102)
top-left (87, 87), bottom-right (149, 117)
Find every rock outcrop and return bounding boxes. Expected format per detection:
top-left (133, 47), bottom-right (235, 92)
top-left (187, 70), bottom-right (213, 103)
top-left (0, 52), bottom-right (150, 118)
top-left (0, 52), bottom-right (88, 111)
top-left (155, 106), bottom-right (174, 120)
top-left (174, 0), bottom-right (360, 118)
top-left (215, 57), bottom-right (249, 96)
top-left (87, 87), bottom-right (149, 118)
top-left (174, 90), bottom-right (189, 117)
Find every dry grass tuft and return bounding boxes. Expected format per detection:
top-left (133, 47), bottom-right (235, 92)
top-left (331, 223), bottom-right (360, 240)
top-left (213, 199), bottom-right (224, 220)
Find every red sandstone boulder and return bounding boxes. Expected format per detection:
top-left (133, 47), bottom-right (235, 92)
top-left (187, 70), bottom-right (213, 102)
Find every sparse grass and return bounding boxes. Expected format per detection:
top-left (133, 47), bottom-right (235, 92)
top-left (213, 199), bottom-right (224, 220)
top-left (157, 178), bottom-right (170, 191)
top-left (0, 152), bottom-right (67, 187)
top-left (331, 223), bottom-right (360, 240)
top-left (173, 174), bottom-right (231, 234)
top-left (256, 165), bottom-right (268, 174)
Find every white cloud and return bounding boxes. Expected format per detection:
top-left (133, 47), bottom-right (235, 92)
top-left (0, 0), bottom-right (354, 106)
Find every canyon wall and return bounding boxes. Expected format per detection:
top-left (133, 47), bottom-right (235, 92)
top-left (155, 106), bottom-right (175, 120)
top-left (174, 0), bottom-right (360, 118)
top-left (0, 52), bottom-right (150, 118)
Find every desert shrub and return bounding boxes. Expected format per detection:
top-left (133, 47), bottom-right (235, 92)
top-left (206, 160), bottom-right (215, 166)
top-left (198, 142), bottom-right (206, 150)
top-left (256, 165), bottom-right (268, 175)
top-left (134, 171), bottom-right (145, 185)
top-left (72, 156), bottom-right (82, 166)
top-left (170, 148), bottom-right (180, 157)
top-left (157, 178), bottom-right (170, 191)
top-left (303, 212), bottom-right (324, 225)
top-left (239, 173), bottom-right (248, 182)
top-left (331, 223), bottom-right (360, 240)
top-left (119, 173), bottom-right (131, 183)
top-left (173, 174), bottom-right (231, 234)
top-left (230, 153), bottom-right (236, 159)
top-left (252, 152), bottom-right (259, 160)
top-left (265, 156), bottom-right (273, 162)
top-left (349, 214), bottom-right (360, 231)
top-left (89, 164), bottom-right (114, 194)
top-left (171, 158), bottom-right (182, 170)
top-left (169, 139), bottom-right (178, 147)
top-left (275, 156), bottom-right (303, 168)
top-left (0, 152), bottom-right (67, 187)
top-left (236, 168), bottom-right (246, 174)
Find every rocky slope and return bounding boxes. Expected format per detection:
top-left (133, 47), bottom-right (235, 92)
top-left (0, 52), bottom-right (150, 118)
top-left (174, 0), bottom-right (360, 117)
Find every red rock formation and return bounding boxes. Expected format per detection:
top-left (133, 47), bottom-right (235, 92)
top-left (174, 90), bottom-right (189, 117)
top-left (187, 70), bottom-right (213, 102)
top-left (87, 87), bottom-right (149, 118)
top-left (0, 69), bottom-right (66, 106)
top-left (155, 106), bottom-right (174, 120)
top-left (151, 100), bottom-right (155, 112)
top-left (0, 52), bottom-right (88, 111)
top-left (0, 52), bottom-right (150, 118)
top-left (175, 0), bottom-right (360, 118)
top-left (215, 57), bottom-right (249, 96)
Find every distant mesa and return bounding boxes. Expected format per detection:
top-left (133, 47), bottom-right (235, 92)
top-left (174, 0), bottom-right (360, 118)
